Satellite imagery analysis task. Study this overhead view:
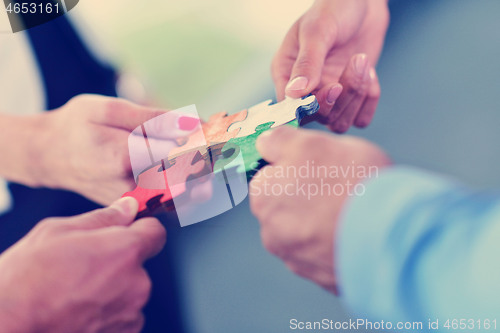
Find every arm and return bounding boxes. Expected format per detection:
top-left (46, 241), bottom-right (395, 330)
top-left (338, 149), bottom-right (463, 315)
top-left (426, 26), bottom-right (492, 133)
top-left (338, 167), bottom-right (500, 322)
top-left (250, 127), bottom-right (499, 323)
top-left (0, 113), bottom-right (47, 187)
top-left (0, 95), bottom-right (199, 205)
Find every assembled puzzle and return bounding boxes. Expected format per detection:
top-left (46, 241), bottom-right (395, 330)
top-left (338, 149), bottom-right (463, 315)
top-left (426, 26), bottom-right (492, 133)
top-left (123, 95), bottom-right (319, 218)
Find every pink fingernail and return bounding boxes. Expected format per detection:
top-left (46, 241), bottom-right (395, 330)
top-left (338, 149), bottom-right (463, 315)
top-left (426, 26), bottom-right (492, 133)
top-left (369, 68), bottom-right (377, 81)
top-left (354, 54), bottom-right (368, 76)
top-left (177, 116), bottom-right (200, 131)
top-left (286, 76), bottom-right (309, 92)
top-left (326, 84), bottom-right (343, 104)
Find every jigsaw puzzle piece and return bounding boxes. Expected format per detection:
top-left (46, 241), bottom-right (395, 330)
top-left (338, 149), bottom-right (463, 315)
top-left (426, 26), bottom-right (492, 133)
top-left (295, 95), bottom-right (320, 121)
top-left (123, 185), bottom-right (173, 214)
top-left (202, 110), bottom-right (247, 145)
top-left (213, 120), bottom-right (299, 179)
top-left (135, 161), bottom-right (166, 189)
top-left (167, 128), bottom-right (207, 160)
top-left (220, 122), bottom-right (274, 174)
top-left (165, 149), bottom-right (212, 187)
top-left (124, 148), bottom-right (212, 217)
top-left (226, 100), bottom-right (272, 139)
top-left (124, 95), bottom-right (318, 219)
top-left (165, 109), bottom-right (246, 159)
top-left (227, 95), bottom-right (318, 139)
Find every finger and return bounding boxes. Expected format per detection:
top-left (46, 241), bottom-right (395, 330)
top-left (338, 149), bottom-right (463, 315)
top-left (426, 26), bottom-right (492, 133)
top-left (92, 97), bottom-right (168, 131)
top-left (326, 54), bottom-right (371, 132)
top-left (272, 22), bottom-right (300, 101)
top-left (285, 21), bottom-right (336, 99)
top-left (129, 217), bottom-right (167, 262)
top-left (68, 197), bottom-right (139, 230)
top-left (255, 126), bottom-right (297, 164)
top-left (141, 107), bottom-right (201, 140)
top-left (127, 109), bottom-right (201, 179)
top-left (308, 83), bottom-right (343, 124)
top-left (354, 68), bottom-right (381, 128)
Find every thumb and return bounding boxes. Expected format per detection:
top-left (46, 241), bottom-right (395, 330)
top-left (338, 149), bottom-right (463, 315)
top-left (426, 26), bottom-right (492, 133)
top-left (285, 22), bottom-right (336, 98)
top-left (68, 197), bottom-right (139, 230)
top-left (255, 126), bottom-right (297, 164)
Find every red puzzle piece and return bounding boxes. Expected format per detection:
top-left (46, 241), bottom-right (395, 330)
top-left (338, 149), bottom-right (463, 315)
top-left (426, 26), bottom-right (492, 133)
top-left (124, 149), bottom-right (211, 216)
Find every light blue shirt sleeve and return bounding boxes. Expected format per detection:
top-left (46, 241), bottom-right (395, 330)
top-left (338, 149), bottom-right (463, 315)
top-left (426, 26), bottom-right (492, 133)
top-left (337, 167), bottom-right (500, 329)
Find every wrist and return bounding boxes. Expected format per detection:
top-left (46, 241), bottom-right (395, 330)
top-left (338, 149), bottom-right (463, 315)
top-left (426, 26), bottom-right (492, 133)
top-left (24, 113), bottom-right (55, 188)
top-left (0, 113), bottom-right (50, 188)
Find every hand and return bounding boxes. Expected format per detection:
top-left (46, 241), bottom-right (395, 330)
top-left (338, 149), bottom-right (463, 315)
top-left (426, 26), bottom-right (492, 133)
top-left (249, 127), bottom-right (390, 292)
top-left (272, 0), bottom-right (389, 132)
top-left (32, 94), bottom-right (199, 205)
top-left (0, 197), bottom-right (165, 333)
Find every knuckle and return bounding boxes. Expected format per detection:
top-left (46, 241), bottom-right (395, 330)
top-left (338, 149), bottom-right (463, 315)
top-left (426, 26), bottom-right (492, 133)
top-left (33, 218), bottom-right (61, 235)
top-left (294, 56), bottom-right (314, 71)
top-left (270, 55), bottom-right (289, 83)
top-left (123, 234), bottom-right (143, 260)
top-left (286, 262), bottom-right (302, 276)
top-left (301, 20), bottom-right (321, 36)
top-left (332, 121), bottom-right (351, 134)
top-left (110, 145), bottom-right (132, 179)
top-left (130, 314), bottom-right (145, 333)
top-left (91, 208), bottom-right (121, 227)
top-left (249, 187), bottom-right (264, 212)
top-left (368, 86), bottom-right (381, 99)
top-left (345, 82), bottom-right (367, 97)
top-left (344, 73), bottom-right (370, 96)
top-left (68, 94), bottom-right (89, 105)
top-left (261, 230), bottom-right (279, 256)
top-left (355, 117), bottom-right (371, 128)
top-left (103, 98), bottom-right (128, 120)
top-left (138, 276), bottom-right (152, 300)
top-left (132, 272), bottom-right (152, 308)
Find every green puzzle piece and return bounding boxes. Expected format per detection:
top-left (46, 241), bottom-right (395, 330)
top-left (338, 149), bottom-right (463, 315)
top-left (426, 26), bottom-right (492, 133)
top-left (213, 119), bottom-right (299, 177)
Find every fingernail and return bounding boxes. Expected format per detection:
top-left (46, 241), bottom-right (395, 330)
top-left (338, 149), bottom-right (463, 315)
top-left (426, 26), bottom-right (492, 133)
top-left (354, 54), bottom-right (368, 77)
top-left (177, 116), bottom-right (200, 131)
top-left (326, 84), bottom-right (343, 104)
top-left (286, 76), bottom-right (309, 92)
top-left (110, 197), bottom-right (138, 216)
top-left (369, 68), bottom-right (376, 81)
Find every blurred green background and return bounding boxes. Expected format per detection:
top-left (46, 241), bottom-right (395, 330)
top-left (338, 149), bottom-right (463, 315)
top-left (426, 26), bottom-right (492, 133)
top-left (76, 0), bottom-right (312, 115)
